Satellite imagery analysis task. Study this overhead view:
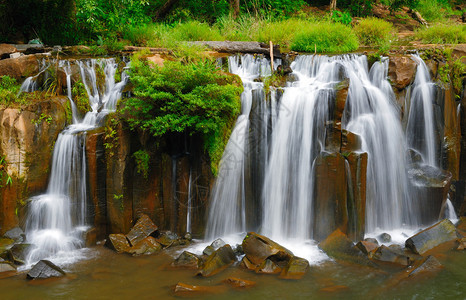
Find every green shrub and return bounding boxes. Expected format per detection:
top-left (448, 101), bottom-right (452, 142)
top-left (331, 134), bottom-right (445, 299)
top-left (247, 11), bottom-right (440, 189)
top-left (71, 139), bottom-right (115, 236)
top-left (291, 22), bottom-right (359, 53)
top-left (122, 54), bottom-right (242, 174)
top-left (415, 23), bottom-right (466, 44)
top-left (354, 17), bottom-right (395, 48)
top-left (331, 11), bottom-right (352, 25)
top-left (72, 81), bottom-right (91, 115)
top-left (253, 18), bottom-right (311, 47)
top-left (168, 21), bottom-right (224, 42)
top-left (415, 0), bottom-right (451, 22)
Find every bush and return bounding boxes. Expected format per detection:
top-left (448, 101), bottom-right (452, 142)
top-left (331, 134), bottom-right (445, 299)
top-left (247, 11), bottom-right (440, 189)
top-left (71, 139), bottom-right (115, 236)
top-left (415, 23), bottom-right (466, 44)
top-left (123, 53), bottom-right (243, 174)
top-left (354, 17), bottom-right (395, 48)
top-left (253, 18), bottom-right (311, 47)
top-left (168, 21), bottom-right (224, 42)
top-left (291, 22), bottom-right (359, 53)
top-left (415, 0), bottom-right (452, 22)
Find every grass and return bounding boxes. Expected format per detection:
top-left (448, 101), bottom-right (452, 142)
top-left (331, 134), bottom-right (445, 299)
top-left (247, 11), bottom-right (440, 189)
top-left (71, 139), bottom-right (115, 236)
top-left (415, 0), bottom-right (452, 22)
top-left (291, 22), bottom-right (359, 53)
top-left (0, 76), bottom-right (39, 106)
top-left (354, 17), bottom-right (395, 53)
top-left (415, 23), bottom-right (466, 44)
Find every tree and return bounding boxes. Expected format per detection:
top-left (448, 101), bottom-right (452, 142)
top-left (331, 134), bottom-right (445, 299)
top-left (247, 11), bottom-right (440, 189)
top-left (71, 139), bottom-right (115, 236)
top-left (231, 0), bottom-right (239, 18)
top-left (154, 0), bottom-right (180, 20)
top-left (330, 0), bottom-right (337, 10)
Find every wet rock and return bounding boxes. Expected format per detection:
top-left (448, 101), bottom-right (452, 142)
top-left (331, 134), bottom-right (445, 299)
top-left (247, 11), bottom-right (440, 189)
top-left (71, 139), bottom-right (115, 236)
top-left (82, 227), bottom-right (97, 247)
top-left (211, 238), bottom-right (226, 249)
top-left (242, 232), bottom-right (293, 267)
top-left (126, 214), bottom-right (158, 246)
top-left (223, 277), bottom-right (256, 288)
top-left (27, 260), bottom-right (66, 280)
top-left (255, 259), bottom-right (281, 274)
top-left (127, 236), bottom-right (162, 256)
top-left (0, 44), bottom-right (17, 59)
top-left (388, 244), bottom-right (403, 253)
top-left (279, 256), bottom-right (309, 280)
top-left (378, 233), bottom-right (392, 243)
top-left (8, 243), bottom-right (32, 265)
top-left (171, 251), bottom-right (203, 269)
top-left (203, 245), bottom-right (215, 256)
top-left (233, 244), bottom-right (244, 256)
top-left (105, 234), bottom-right (131, 253)
top-left (173, 282), bottom-right (226, 296)
top-left (407, 255), bottom-right (443, 277)
top-left (3, 227), bottom-right (25, 243)
top-left (240, 256), bottom-right (256, 271)
top-left (364, 238), bottom-right (379, 245)
top-left (0, 261), bottom-right (16, 273)
top-left (371, 245), bottom-right (412, 266)
top-left (456, 237), bottom-right (466, 250)
top-left (356, 241), bottom-right (378, 255)
top-left (0, 238), bottom-right (14, 252)
top-left (197, 244), bottom-right (236, 277)
top-left (388, 55), bottom-right (417, 90)
top-left (405, 219), bottom-right (458, 255)
top-left (318, 229), bottom-right (374, 267)
top-left (155, 231), bottom-right (179, 248)
top-left (184, 232), bottom-right (192, 241)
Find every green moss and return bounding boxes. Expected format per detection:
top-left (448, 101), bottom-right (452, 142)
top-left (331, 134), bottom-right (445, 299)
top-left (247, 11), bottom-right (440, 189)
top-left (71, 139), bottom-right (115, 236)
top-left (72, 80), bottom-right (91, 115)
top-left (133, 149), bottom-right (150, 178)
top-left (64, 99), bottom-right (73, 124)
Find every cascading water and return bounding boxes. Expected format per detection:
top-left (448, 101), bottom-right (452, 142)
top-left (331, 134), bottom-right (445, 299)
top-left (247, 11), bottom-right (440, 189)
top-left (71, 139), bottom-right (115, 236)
top-left (205, 55), bottom-right (276, 239)
top-left (25, 58), bottom-right (128, 266)
top-left (406, 54), bottom-right (438, 167)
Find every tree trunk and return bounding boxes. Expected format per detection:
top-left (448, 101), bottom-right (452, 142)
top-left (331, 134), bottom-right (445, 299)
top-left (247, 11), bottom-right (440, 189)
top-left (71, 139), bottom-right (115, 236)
top-left (330, 0), bottom-right (337, 11)
top-left (231, 0), bottom-right (240, 18)
top-left (155, 0), bottom-right (180, 20)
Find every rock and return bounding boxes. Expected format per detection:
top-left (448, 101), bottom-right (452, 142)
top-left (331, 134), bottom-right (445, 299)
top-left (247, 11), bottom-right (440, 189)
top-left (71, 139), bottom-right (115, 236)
top-left (126, 214), bottom-right (158, 246)
top-left (242, 232), bottom-right (293, 267)
top-left (279, 256), bottom-right (309, 280)
top-left (388, 244), bottom-right (403, 253)
top-left (105, 234), bottom-right (131, 253)
top-left (190, 41), bottom-right (281, 57)
top-left (388, 55), bottom-right (417, 90)
top-left (155, 231), bottom-right (179, 248)
top-left (203, 245), bottom-right (215, 256)
top-left (173, 282), bottom-right (226, 296)
top-left (318, 229), bottom-right (374, 267)
top-left (255, 259), bottom-right (281, 274)
top-left (456, 237), bottom-right (466, 250)
top-left (364, 238), bottom-right (379, 245)
top-left (197, 244), bottom-right (236, 277)
top-left (171, 251), bottom-right (203, 269)
top-left (233, 244), bottom-right (244, 256)
top-left (241, 256), bottom-right (256, 271)
top-left (408, 255), bottom-right (443, 277)
top-left (222, 277), bottom-right (256, 288)
top-left (0, 238), bottom-right (15, 252)
top-left (3, 227), bottom-right (24, 243)
top-left (319, 285), bottom-right (350, 293)
top-left (27, 260), bottom-right (66, 280)
top-left (371, 245), bottom-right (413, 266)
top-left (378, 233), bottom-right (392, 243)
top-left (8, 243), bottom-right (32, 265)
top-left (184, 232), bottom-right (192, 241)
top-left (452, 44), bottom-right (466, 65)
top-left (313, 153), bottom-right (349, 241)
top-left (0, 261), bottom-right (16, 273)
top-left (0, 54), bottom-right (40, 80)
top-left (211, 238), bottom-right (226, 249)
top-left (82, 227), bottom-right (97, 247)
top-left (405, 219), bottom-right (458, 255)
top-left (146, 54), bottom-right (164, 67)
top-left (0, 44), bottom-right (17, 59)
top-left (127, 236), bottom-right (162, 256)
top-left (356, 241), bottom-right (378, 255)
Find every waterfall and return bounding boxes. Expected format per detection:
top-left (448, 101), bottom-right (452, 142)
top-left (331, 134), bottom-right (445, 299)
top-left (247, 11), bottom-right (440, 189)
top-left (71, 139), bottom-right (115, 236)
top-left (406, 54), bottom-right (437, 167)
top-left (25, 58), bottom-right (127, 266)
top-left (205, 55), bottom-right (276, 239)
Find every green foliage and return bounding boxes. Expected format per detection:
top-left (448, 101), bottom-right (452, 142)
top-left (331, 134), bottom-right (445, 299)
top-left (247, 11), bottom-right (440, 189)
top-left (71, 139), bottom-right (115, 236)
top-left (354, 17), bottom-right (395, 50)
top-left (133, 149), bottom-right (150, 178)
top-left (123, 54), bottom-right (242, 174)
top-left (415, 23), bottom-right (466, 44)
top-left (0, 76), bottom-right (35, 106)
top-left (383, 0), bottom-right (419, 12)
top-left (0, 155), bottom-right (12, 188)
top-left (291, 22), bottom-right (359, 53)
top-left (31, 113), bottom-right (53, 125)
top-left (253, 18), bottom-right (312, 47)
top-left (168, 21), bottom-right (224, 42)
top-left (331, 11), bottom-right (352, 25)
top-left (104, 114), bottom-right (120, 157)
top-left (337, 0), bottom-right (373, 17)
top-left (72, 81), bottom-right (91, 115)
top-left (415, 0), bottom-right (452, 22)
top-left (241, 0), bottom-right (306, 17)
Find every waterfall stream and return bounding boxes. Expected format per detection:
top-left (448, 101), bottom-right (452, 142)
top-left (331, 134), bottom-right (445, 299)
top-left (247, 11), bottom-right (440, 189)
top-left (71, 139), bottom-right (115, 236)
top-left (24, 58), bottom-right (127, 267)
top-left (206, 54), bottom-right (442, 252)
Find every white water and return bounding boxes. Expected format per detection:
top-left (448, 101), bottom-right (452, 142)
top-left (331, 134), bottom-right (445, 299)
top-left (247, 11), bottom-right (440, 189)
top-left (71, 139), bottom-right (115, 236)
top-left (406, 54), bottom-right (438, 167)
top-left (24, 58), bottom-right (127, 267)
top-left (18, 58), bottom-right (50, 94)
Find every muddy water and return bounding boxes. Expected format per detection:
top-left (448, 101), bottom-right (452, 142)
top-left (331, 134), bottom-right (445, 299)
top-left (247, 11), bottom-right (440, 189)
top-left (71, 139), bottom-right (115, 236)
top-left (0, 245), bottom-right (464, 300)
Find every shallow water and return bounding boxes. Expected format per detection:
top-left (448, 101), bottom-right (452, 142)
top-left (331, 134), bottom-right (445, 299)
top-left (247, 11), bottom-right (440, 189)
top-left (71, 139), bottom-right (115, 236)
top-left (0, 244), bottom-right (464, 300)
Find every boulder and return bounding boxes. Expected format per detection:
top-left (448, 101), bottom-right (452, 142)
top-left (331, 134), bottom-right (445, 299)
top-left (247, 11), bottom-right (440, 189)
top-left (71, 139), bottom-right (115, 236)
top-left (173, 282), bottom-right (226, 296)
top-left (171, 251), bottom-right (203, 269)
top-left (371, 245), bottom-right (413, 266)
top-left (222, 277), bottom-right (256, 288)
top-left (279, 256), bottom-right (309, 280)
top-left (197, 244), bottom-right (236, 277)
top-left (203, 238), bottom-right (226, 256)
top-left (105, 234), bottom-right (131, 253)
top-left (407, 255), bottom-right (443, 277)
top-left (240, 256), bottom-right (256, 271)
top-left (127, 236), bottom-right (162, 256)
top-left (456, 237), bottom-right (466, 250)
top-left (0, 261), bottom-right (16, 273)
top-left (155, 231), bottom-right (179, 248)
top-left (242, 232), bottom-right (293, 267)
top-left (388, 55), bottom-right (417, 90)
top-left (378, 233), bottom-right (392, 243)
top-left (3, 227), bottom-right (24, 243)
top-left (255, 259), bottom-right (281, 274)
top-left (0, 54), bottom-right (40, 80)
top-left (8, 243), bottom-right (32, 265)
top-left (126, 214), bottom-right (158, 246)
top-left (27, 260), bottom-right (66, 280)
top-left (203, 245), bottom-right (215, 256)
top-left (364, 238), bottom-right (379, 245)
top-left (0, 44), bottom-right (17, 59)
top-left (318, 229), bottom-right (374, 267)
top-left (356, 240), bottom-right (378, 255)
top-left (405, 219), bottom-right (458, 255)
top-left (82, 227), bottom-right (97, 247)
